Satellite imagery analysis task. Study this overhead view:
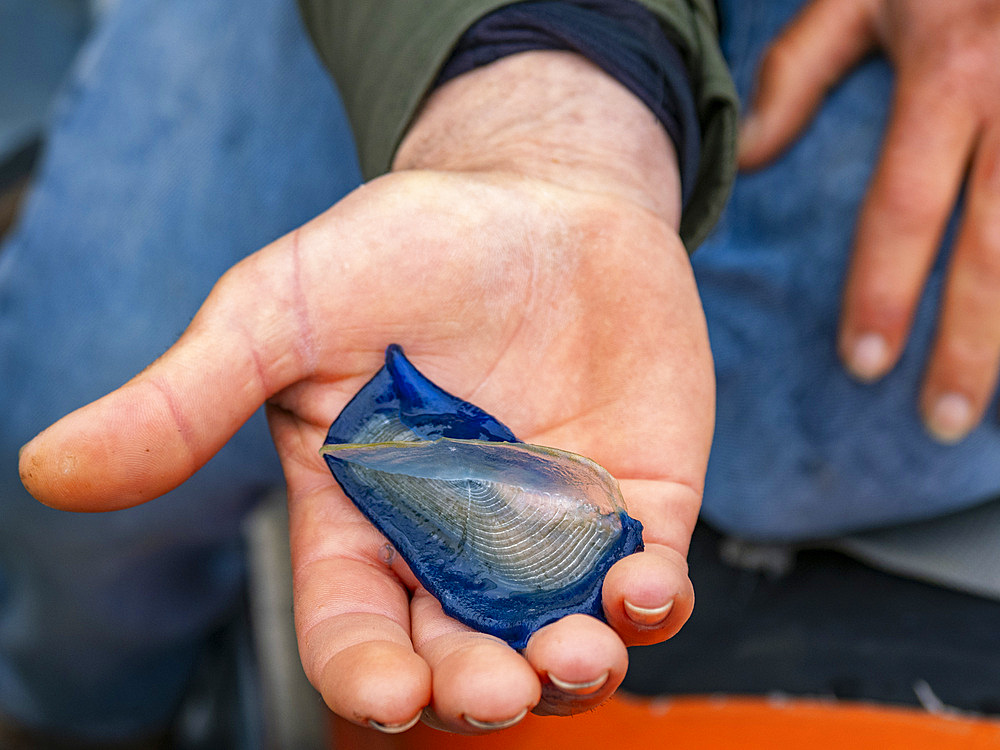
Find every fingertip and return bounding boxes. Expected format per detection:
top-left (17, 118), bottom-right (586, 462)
top-left (15, 409), bottom-right (131, 511)
top-left (17, 436), bottom-right (43, 502)
top-left (922, 390), bottom-right (975, 444)
top-left (840, 330), bottom-right (894, 383)
top-left (368, 711), bottom-right (423, 734)
top-left (740, 0), bottom-right (878, 171)
top-left (737, 112), bottom-right (771, 170)
top-left (623, 598), bottom-right (675, 627)
top-left (603, 546), bottom-right (693, 646)
top-left (737, 48), bottom-right (808, 171)
top-left (525, 614), bottom-right (625, 716)
top-left (424, 634), bottom-right (539, 734)
top-left (408, 590), bottom-right (540, 733)
top-left (318, 641), bottom-right (432, 729)
top-left (13, 391), bottom-right (196, 512)
top-left (525, 614), bottom-right (627, 679)
top-left (462, 706), bottom-right (530, 732)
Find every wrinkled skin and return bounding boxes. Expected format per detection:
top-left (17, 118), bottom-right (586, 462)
top-left (19, 53), bottom-right (713, 734)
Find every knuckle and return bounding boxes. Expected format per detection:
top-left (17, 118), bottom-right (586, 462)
top-left (939, 49), bottom-right (992, 95)
top-left (920, 25), bottom-right (998, 98)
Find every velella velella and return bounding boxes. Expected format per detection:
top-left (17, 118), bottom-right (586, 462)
top-left (320, 344), bottom-right (644, 649)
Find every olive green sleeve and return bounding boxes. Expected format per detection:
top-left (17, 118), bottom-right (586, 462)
top-left (296, 0), bottom-right (738, 250)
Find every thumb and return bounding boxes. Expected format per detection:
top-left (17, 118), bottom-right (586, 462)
top-left (738, 0), bottom-right (879, 169)
top-left (18, 235), bottom-right (308, 512)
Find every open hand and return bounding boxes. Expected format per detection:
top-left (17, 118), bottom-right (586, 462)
top-left (19, 53), bottom-right (713, 733)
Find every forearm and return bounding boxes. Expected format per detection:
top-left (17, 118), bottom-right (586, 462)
top-left (297, 0), bottom-right (738, 249)
top-left (393, 50), bottom-right (682, 227)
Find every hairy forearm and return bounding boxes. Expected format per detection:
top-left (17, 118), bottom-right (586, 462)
top-left (393, 50), bottom-right (682, 228)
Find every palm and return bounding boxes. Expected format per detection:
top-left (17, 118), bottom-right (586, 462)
top-left (262, 170), bottom-right (713, 728)
top-left (20, 169), bottom-right (713, 732)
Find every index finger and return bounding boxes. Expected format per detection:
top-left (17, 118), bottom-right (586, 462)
top-left (840, 75), bottom-right (978, 381)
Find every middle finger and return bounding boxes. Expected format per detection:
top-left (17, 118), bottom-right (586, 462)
top-left (410, 589), bottom-right (540, 734)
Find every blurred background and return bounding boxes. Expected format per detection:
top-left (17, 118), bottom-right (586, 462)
top-left (1, 0), bottom-right (119, 234)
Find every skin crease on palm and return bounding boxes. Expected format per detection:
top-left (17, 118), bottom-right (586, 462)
top-left (17, 0), bottom-right (1000, 735)
top-left (739, 0), bottom-right (1000, 444)
top-left (18, 51), bottom-right (714, 734)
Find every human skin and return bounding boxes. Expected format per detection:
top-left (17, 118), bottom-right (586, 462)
top-left (19, 51), bottom-right (714, 733)
top-left (739, 0), bottom-right (1000, 444)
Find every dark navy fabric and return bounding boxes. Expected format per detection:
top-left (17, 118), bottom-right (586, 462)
top-left (623, 523), bottom-right (1000, 713)
top-left (436, 0), bottom-right (701, 206)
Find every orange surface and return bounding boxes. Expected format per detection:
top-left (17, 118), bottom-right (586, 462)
top-left (330, 694), bottom-right (1000, 750)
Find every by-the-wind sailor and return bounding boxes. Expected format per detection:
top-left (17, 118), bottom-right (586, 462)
top-left (320, 344), bottom-right (644, 649)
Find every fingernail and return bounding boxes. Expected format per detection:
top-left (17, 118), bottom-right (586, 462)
top-left (624, 598), bottom-right (674, 627)
top-left (847, 332), bottom-right (890, 382)
top-left (464, 707), bottom-right (528, 731)
top-left (368, 712), bottom-right (422, 734)
top-left (926, 392), bottom-right (973, 444)
top-left (548, 670), bottom-right (609, 696)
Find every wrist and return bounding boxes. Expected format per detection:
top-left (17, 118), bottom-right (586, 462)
top-left (392, 51), bottom-right (682, 227)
